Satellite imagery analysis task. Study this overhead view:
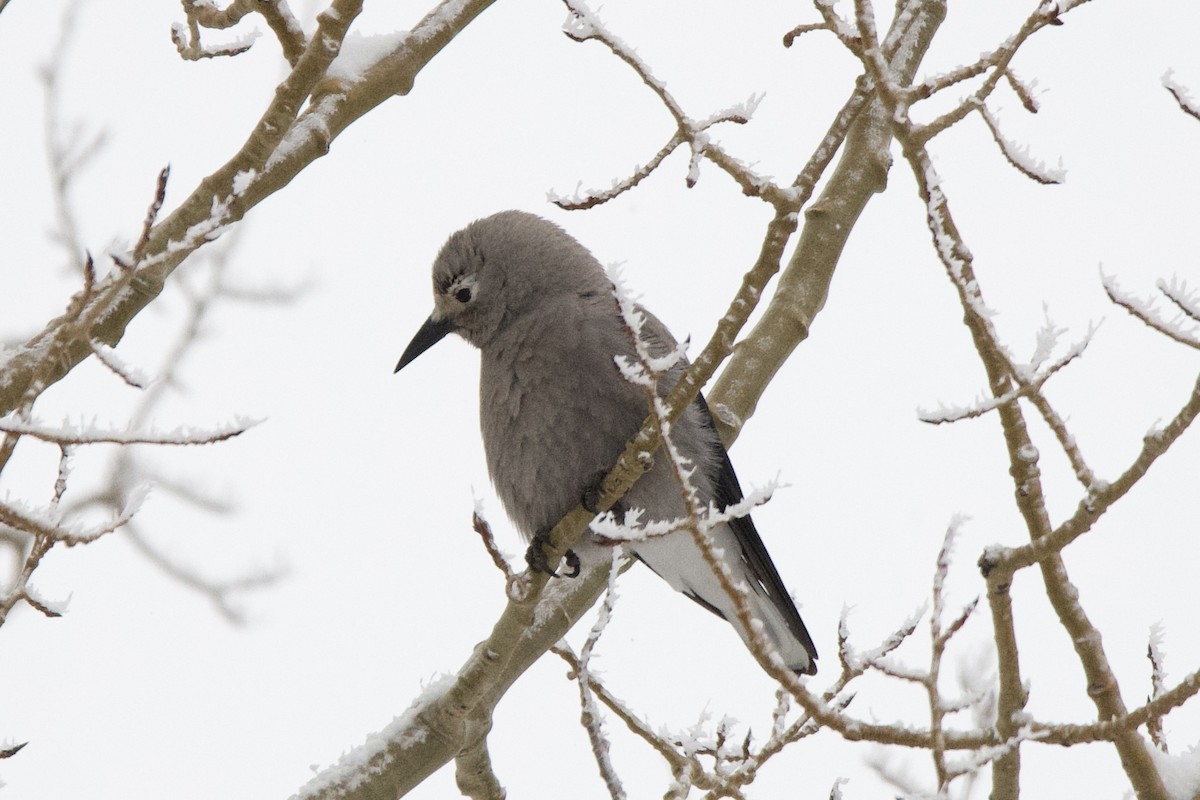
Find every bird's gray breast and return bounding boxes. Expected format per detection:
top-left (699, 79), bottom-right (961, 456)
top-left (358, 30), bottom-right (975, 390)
top-left (479, 298), bottom-right (646, 539)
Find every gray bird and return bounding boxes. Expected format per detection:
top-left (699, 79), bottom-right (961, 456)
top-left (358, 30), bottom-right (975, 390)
top-left (395, 211), bottom-right (817, 675)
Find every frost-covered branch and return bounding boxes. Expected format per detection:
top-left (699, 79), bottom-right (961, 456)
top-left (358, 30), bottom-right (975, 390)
top-left (904, 2), bottom-right (1086, 144)
top-left (171, 0), bottom-right (259, 61)
top-left (87, 339), bottom-right (148, 388)
top-left (557, 0), bottom-right (785, 206)
top-left (1163, 70), bottom-right (1200, 122)
top-left (0, 220), bottom-right (147, 477)
top-left (172, 0), bottom-right (306, 65)
top-left (0, 485), bottom-right (145, 545)
top-left (590, 481), bottom-right (777, 546)
top-left (1021, 314), bottom-right (1100, 488)
top-left (977, 103), bottom-right (1065, 184)
top-left (918, 330), bottom-right (1090, 425)
top-left (0, 742), bottom-right (27, 760)
top-left (1104, 273), bottom-right (1200, 351)
top-left (471, 507), bottom-right (522, 590)
top-left (549, 131), bottom-right (685, 210)
top-left (0, 416), bottom-right (257, 447)
top-left (293, 561), bottom-right (617, 800)
top-left (920, 317), bottom-right (1103, 491)
top-left (844, 521), bottom-right (1001, 798)
top-left (1160, 277), bottom-right (1200, 321)
top-left (0, 484), bottom-right (145, 625)
top-left (1147, 625), bottom-right (1170, 755)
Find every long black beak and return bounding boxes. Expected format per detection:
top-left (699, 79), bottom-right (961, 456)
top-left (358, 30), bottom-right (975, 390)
top-left (395, 315), bottom-right (454, 372)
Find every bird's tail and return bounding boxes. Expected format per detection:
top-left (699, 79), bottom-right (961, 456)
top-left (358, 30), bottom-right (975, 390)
top-left (631, 529), bottom-right (817, 676)
top-left (728, 583), bottom-right (817, 676)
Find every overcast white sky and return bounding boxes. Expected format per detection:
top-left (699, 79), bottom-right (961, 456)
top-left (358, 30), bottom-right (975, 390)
top-left (3, 1), bottom-right (1200, 798)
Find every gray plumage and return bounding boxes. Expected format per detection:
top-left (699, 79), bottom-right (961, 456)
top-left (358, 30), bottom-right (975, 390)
top-left (396, 210), bottom-right (817, 675)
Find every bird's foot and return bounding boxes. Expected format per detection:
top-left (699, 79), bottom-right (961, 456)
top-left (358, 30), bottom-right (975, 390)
top-left (526, 528), bottom-right (581, 578)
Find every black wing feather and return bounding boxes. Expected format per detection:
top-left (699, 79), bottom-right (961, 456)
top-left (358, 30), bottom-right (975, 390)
top-left (694, 393), bottom-right (819, 666)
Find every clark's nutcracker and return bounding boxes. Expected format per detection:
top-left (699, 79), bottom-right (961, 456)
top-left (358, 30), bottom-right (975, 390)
top-left (396, 211), bottom-right (817, 675)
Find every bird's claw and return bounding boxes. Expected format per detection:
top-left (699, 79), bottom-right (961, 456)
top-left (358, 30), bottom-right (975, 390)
top-left (526, 528), bottom-right (580, 578)
top-left (563, 549), bottom-right (581, 578)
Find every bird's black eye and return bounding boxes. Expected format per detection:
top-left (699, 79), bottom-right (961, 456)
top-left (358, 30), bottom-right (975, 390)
top-left (455, 287), bottom-right (472, 303)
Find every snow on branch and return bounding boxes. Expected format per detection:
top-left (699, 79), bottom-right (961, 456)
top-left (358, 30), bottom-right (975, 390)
top-left (590, 479), bottom-right (779, 545)
top-left (171, 18), bottom-right (259, 61)
top-left (1163, 70), bottom-right (1200, 122)
top-left (839, 604), bottom-right (923, 675)
top-left (1147, 623), bottom-right (1170, 754)
top-left (471, 505), bottom-right (529, 602)
top-left (0, 416), bottom-right (259, 447)
top-left (1104, 271), bottom-right (1200, 350)
top-left (549, 132), bottom-right (687, 210)
top-left (1027, 306), bottom-right (1068, 371)
top-left (977, 104), bottom-right (1065, 185)
top-left (291, 675), bottom-right (457, 800)
top-left (170, 0), bottom-right (308, 64)
top-left (0, 484), bottom-right (147, 545)
top-left (1159, 276), bottom-right (1200, 324)
top-left (1004, 68), bottom-right (1041, 113)
top-left (325, 32), bottom-right (417, 84)
top-left (87, 340), bottom-right (149, 389)
top-left (812, 0), bottom-right (861, 50)
top-left (918, 328), bottom-right (1091, 424)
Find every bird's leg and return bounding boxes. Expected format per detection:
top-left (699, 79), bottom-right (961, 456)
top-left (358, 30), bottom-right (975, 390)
top-left (525, 528), bottom-right (580, 578)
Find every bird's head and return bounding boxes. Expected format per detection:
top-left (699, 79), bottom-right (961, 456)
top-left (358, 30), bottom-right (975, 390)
top-left (395, 210), bottom-right (610, 372)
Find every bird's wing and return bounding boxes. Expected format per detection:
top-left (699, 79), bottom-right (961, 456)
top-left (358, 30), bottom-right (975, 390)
top-left (692, 394), bottom-right (818, 664)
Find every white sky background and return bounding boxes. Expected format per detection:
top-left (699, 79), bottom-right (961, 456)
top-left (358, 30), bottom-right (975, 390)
top-left (2, 1), bottom-right (1200, 798)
